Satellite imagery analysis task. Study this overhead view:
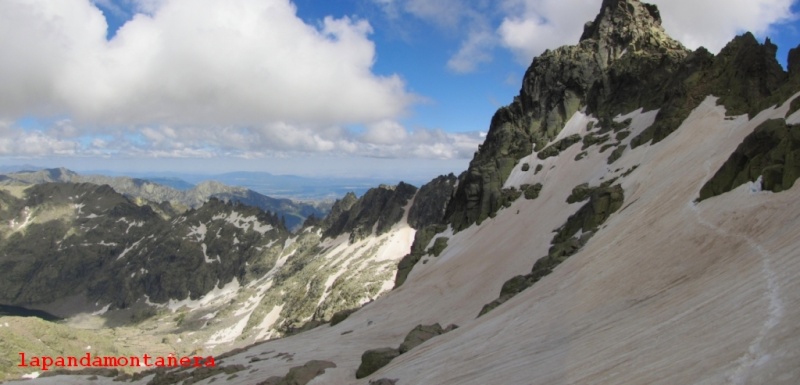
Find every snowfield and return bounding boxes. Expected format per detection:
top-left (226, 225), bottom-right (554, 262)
top-left (22, 95), bottom-right (800, 385)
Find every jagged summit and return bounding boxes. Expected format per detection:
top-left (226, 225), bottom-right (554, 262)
top-left (446, 0), bottom-right (690, 231)
top-left (579, 0), bottom-right (685, 67)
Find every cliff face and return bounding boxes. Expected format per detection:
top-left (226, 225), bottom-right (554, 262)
top-left (445, 0), bottom-right (798, 231)
top-left (322, 182), bottom-right (417, 242)
top-left (445, 0), bottom-right (689, 231)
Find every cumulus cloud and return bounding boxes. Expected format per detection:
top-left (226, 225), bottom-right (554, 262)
top-left (447, 28), bottom-right (497, 73)
top-left (0, 0), bottom-right (414, 127)
top-left (497, 0), bottom-right (798, 64)
top-left (654, 0), bottom-right (797, 52)
top-left (0, 122), bottom-right (79, 157)
top-left (0, 0), bottom-right (489, 162)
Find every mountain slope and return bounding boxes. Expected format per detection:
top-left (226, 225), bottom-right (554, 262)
top-left (15, 0), bottom-right (800, 384)
top-left (0, 182), bottom-right (422, 381)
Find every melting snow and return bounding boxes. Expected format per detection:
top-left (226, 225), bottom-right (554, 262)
top-left (187, 223), bottom-right (208, 242)
top-left (123, 220), bottom-right (144, 234)
top-left (152, 278), bottom-right (241, 312)
top-left (117, 238), bottom-right (145, 260)
top-left (255, 304), bottom-right (284, 340)
top-left (747, 176), bottom-right (763, 194)
top-left (201, 244), bottom-right (221, 263)
top-left (8, 207), bottom-right (33, 230)
top-left (91, 304), bottom-right (111, 316)
top-left (206, 316), bottom-right (250, 346)
top-left (215, 211), bottom-right (274, 234)
top-left (21, 372), bottom-right (40, 379)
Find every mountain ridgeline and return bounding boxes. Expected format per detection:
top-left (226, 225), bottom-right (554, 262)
top-left (443, 0), bottom-right (800, 231)
top-left (0, 172), bottom-right (457, 319)
top-left (0, 168), bottom-right (327, 230)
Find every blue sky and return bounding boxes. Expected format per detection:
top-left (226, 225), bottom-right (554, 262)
top-left (0, 0), bottom-right (798, 182)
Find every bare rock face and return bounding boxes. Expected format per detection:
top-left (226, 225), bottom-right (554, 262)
top-left (445, 0), bottom-right (688, 231)
top-left (257, 360), bottom-right (336, 385)
top-left (355, 348), bottom-right (400, 379)
top-left (407, 173), bottom-right (458, 229)
top-left (322, 183), bottom-right (417, 243)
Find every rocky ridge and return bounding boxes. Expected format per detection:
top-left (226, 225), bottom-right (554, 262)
top-left (0, 168), bottom-right (326, 230)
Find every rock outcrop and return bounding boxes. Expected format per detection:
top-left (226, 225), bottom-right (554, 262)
top-left (445, 0), bottom-right (688, 231)
top-left (322, 183), bottom-right (417, 243)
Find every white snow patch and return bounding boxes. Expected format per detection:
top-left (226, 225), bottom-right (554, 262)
top-left (217, 211), bottom-right (274, 234)
top-left (73, 203), bottom-right (85, 215)
top-left (86, 213), bottom-right (100, 219)
top-left (160, 278), bottom-right (240, 312)
top-left (234, 293), bottom-right (264, 317)
top-left (199, 311), bottom-right (218, 321)
top-left (255, 304), bottom-right (284, 340)
top-left (206, 315), bottom-right (250, 346)
top-left (284, 236), bottom-right (298, 250)
top-left (126, 220), bottom-right (144, 234)
top-left (21, 372), bottom-right (40, 379)
top-left (187, 222), bottom-right (208, 242)
top-left (98, 241), bottom-right (117, 247)
top-left (117, 238), bottom-right (145, 260)
top-left (201, 244), bottom-right (221, 263)
top-left (252, 221), bottom-right (273, 235)
top-left (8, 207), bottom-right (33, 230)
top-left (91, 304), bottom-right (111, 316)
top-left (746, 176), bottom-right (763, 194)
top-left (614, 108), bottom-right (659, 144)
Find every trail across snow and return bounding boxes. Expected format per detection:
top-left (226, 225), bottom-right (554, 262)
top-left (690, 162), bottom-right (785, 384)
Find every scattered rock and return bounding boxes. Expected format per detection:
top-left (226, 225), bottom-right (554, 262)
top-left (355, 348), bottom-right (400, 379)
top-left (257, 360), bottom-right (336, 385)
top-left (399, 324), bottom-right (444, 354)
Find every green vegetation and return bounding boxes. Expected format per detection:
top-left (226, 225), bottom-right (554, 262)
top-left (699, 119), bottom-right (800, 200)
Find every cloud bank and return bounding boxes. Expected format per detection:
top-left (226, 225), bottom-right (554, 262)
top-left (0, 0), bottom-right (484, 160)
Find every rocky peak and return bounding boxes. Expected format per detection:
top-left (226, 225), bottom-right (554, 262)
top-left (579, 0), bottom-right (684, 68)
top-left (446, 0), bottom-right (690, 231)
top-left (322, 183), bottom-right (417, 242)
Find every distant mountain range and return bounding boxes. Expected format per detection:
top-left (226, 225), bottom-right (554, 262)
top-left (0, 168), bottom-right (328, 230)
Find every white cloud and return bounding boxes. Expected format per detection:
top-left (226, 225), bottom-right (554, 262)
top-left (447, 28), bottom-right (496, 73)
top-left (0, 123), bottom-right (79, 157)
top-left (362, 120), bottom-right (409, 145)
top-left (0, 0), bottom-right (414, 128)
top-left (654, 0), bottom-right (797, 52)
top-left (497, 0), bottom-right (798, 64)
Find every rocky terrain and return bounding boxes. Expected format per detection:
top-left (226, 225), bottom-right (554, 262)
top-left (0, 168), bottom-right (326, 230)
top-left (0, 177), bottom-right (454, 380)
top-left (4, 0), bottom-right (800, 383)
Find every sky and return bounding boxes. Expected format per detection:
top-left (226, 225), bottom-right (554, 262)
top-left (0, 0), bottom-right (798, 182)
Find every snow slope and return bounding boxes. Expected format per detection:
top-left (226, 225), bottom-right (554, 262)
top-left (33, 95), bottom-right (800, 385)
